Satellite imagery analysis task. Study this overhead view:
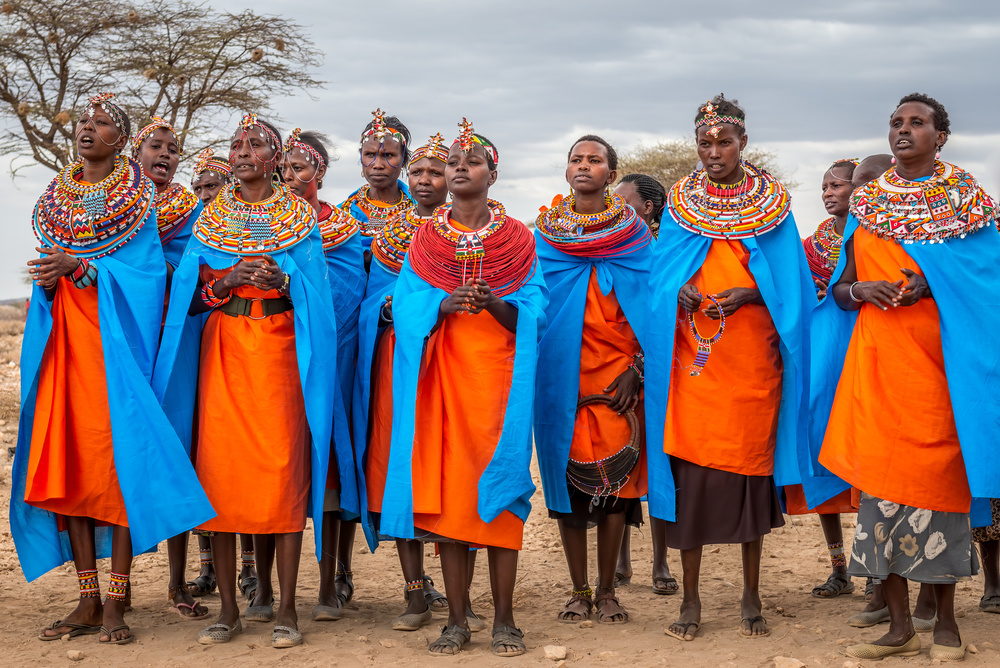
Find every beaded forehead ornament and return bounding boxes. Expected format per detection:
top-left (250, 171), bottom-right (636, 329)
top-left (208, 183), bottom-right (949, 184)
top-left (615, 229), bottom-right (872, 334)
top-left (695, 100), bottom-right (745, 139)
top-left (193, 147), bottom-right (232, 180)
top-left (362, 108), bottom-right (406, 145)
top-left (230, 112), bottom-right (282, 170)
top-left (284, 128), bottom-right (326, 168)
top-left (132, 116), bottom-right (179, 153)
top-left (408, 132), bottom-right (449, 166)
top-left (454, 118), bottom-right (499, 166)
top-left (80, 92), bottom-right (128, 144)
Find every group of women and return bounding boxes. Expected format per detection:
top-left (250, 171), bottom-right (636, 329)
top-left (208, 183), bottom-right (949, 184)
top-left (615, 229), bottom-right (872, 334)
top-left (9, 89), bottom-right (1000, 662)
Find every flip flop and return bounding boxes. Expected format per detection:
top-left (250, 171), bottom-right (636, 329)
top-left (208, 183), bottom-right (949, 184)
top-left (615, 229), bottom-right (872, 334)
top-left (739, 615), bottom-right (770, 638)
top-left (271, 625), bottom-right (302, 648)
top-left (652, 576), bottom-right (679, 595)
top-left (664, 621), bottom-right (700, 641)
top-left (197, 619), bottom-right (242, 645)
top-left (98, 624), bottom-right (134, 645)
top-left (38, 620), bottom-right (100, 641)
top-left (168, 584), bottom-right (210, 620)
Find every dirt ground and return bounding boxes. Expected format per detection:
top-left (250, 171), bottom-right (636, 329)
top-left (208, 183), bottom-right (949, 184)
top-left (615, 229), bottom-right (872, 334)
top-left (0, 315), bottom-right (997, 667)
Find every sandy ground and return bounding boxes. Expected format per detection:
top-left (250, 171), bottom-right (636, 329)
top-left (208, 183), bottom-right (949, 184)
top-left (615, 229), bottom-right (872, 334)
top-left (0, 314), bottom-right (997, 667)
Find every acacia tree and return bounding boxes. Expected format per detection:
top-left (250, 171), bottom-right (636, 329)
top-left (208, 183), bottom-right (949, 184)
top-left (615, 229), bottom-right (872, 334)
top-left (617, 140), bottom-right (797, 191)
top-left (0, 0), bottom-right (323, 173)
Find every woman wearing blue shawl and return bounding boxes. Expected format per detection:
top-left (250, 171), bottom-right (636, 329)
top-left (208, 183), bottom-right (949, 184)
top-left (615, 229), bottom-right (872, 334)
top-left (281, 128), bottom-right (366, 623)
top-left (819, 93), bottom-right (1000, 663)
top-left (14, 93), bottom-right (213, 645)
top-left (534, 135), bottom-right (652, 626)
top-left (646, 95), bottom-right (812, 642)
top-left (153, 113), bottom-right (338, 649)
top-left (379, 120), bottom-right (547, 657)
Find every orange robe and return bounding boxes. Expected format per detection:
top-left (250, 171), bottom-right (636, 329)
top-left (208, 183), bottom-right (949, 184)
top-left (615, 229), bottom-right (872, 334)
top-left (819, 228), bottom-right (970, 513)
top-left (365, 327), bottom-right (396, 514)
top-left (571, 270), bottom-right (646, 498)
top-left (784, 485), bottom-right (859, 515)
top-left (24, 278), bottom-right (128, 527)
top-left (195, 264), bottom-right (309, 533)
top-left (663, 240), bottom-right (783, 475)
top-left (411, 312), bottom-right (523, 549)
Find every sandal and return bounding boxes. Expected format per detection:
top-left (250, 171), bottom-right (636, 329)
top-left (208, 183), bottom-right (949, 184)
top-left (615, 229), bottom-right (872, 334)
top-left (238, 574), bottom-right (258, 602)
top-left (169, 584), bottom-right (209, 620)
top-left (652, 576), bottom-right (679, 595)
top-left (491, 625), bottom-right (526, 657)
top-left (594, 592), bottom-right (629, 624)
top-left (980, 594), bottom-right (1000, 614)
top-left (428, 624), bottom-right (471, 656)
top-left (38, 620), bottom-right (100, 641)
top-left (812, 572), bottom-right (855, 598)
top-left (423, 575), bottom-right (448, 610)
top-left (739, 615), bottom-right (770, 638)
top-left (614, 572), bottom-right (631, 587)
top-left (98, 624), bottom-right (134, 645)
top-left (271, 625), bottom-right (303, 648)
top-left (197, 619), bottom-right (242, 645)
top-left (557, 593), bottom-right (593, 623)
top-left (187, 572), bottom-right (217, 597)
top-left (334, 568), bottom-right (354, 606)
top-left (664, 621), bottom-right (700, 642)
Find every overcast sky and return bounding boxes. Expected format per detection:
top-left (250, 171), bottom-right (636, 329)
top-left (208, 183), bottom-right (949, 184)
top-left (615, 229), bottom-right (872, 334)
top-left (3, 0), bottom-right (1000, 300)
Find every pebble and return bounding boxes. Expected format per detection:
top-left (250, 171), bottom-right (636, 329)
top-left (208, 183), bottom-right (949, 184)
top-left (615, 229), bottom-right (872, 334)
top-left (358, 546), bottom-right (369, 555)
top-left (578, 620), bottom-right (593, 628)
top-left (598, 651), bottom-right (616, 658)
top-left (543, 645), bottom-right (567, 660)
top-left (835, 638), bottom-right (850, 645)
top-left (555, 662), bottom-right (567, 668)
top-left (378, 639), bottom-right (396, 648)
top-left (67, 650), bottom-right (84, 661)
top-left (772, 657), bottom-right (805, 668)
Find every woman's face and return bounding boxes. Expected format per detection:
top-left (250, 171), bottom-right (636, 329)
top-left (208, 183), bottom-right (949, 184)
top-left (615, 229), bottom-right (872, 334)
top-left (137, 127), bottom-right (180, 186)
top-left (821, 167), bottom-right (853, 218)
top-left (360, 137), bottom-right (404, 190)
top-left (281, 146), bottom-right (326, 201)
top-left (76, 105), bottom-right (127, 161)
top-left (446, 143), bottom-right (496, 198)
top-left (229, 123), bottom-right (277, 185)
top-left (408, 157), bottom-right (448, 210)
top-left (614, 181), bottom-right (653, 224)
top-left (566, 140), bottom-right (616, 196)
top-left (192, 172), bottom-right (226, 206)
top-left (889, 101), bottom-right (946, 164)
top-left (695, 123), bottom-right (747, 183)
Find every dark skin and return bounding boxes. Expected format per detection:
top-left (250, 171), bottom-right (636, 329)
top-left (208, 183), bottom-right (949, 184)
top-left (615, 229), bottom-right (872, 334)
top-left (30, 104), bottom-right (133, 643)
top-left (812, 166), bottom-right (854, 299)
top-left (191, 172), bottom-right (226, 207)
top-left (614, 181), bottom-right (655, 225)
top-left (667, 122), bottom-right (770, 640)
top-left (360, 136), bottom-right (405, 203)
top-left (833, 102), bottom-right (960, 652)
top-left (281, 145), bottom-right (327, 210)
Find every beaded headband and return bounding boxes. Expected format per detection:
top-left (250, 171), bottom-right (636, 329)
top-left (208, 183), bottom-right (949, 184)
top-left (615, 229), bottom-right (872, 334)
top-left (361, 108), bottom-right (406, 145)
top-left (132, 116), bottom-right (179, 153)
top-left (83, 92), bottom-right (127, 135)
top-left (193, 148), bottom-right (232, 179)
top-left (284, 128), bottom-right (326, 168)
top-left (695, 100), bottom-right (745, 138)
top-left (231, 112), bottom-right (281, 168)
top-left (409, 132), bottom-right (450, 166)
top-left (829, 158), bottom-right (860, 183)
top-left (453, 118), bottom-right (499, 167)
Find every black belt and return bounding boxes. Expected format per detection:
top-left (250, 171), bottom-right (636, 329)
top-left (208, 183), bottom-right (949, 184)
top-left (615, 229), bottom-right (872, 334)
top-left (218, 295), bottom-right (293, 318)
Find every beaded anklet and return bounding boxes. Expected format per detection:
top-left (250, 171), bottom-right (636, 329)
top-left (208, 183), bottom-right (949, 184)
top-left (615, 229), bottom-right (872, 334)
top-left (572, 587), bottom-right (593, 598)
top-left (828, 541), bottom-right (847, 569)
top-left (200, 278), bottom-right (231, 308)
top-left (405, 578), bottom-right (423, 593)
top-left (78, 569), bottom-right (100, 599)
top-left (241, 550), bottom-right (255, 568)
top-left (70, 258), bottom-right (98, 289)
top-left (200, 546), bottom-right (214, 566)
top-left (106, 571), bottom-right (129, 602)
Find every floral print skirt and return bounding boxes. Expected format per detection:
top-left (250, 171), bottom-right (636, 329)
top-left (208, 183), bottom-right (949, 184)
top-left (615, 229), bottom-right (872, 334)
top-left (847, 492), bottom-right (979, 584)
top-left (972, 498), bottom-right (1000, 542)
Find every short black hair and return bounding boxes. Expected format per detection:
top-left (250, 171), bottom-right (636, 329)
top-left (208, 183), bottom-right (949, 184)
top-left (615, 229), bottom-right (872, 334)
top-left (694, 93), bottom-right (745, 136)
top-left (896, 92), bottom-right (951, 136)
top-left (297, 130), bottom-right (330, 165)
top-left (829, 159), bottom-right (857, 181)
top-left (360, 114), bottom-right (411, 164)
top-left (258, 119), bottom-right (282, 149)
top-left (620, 173), bottom-right (666, 225)
top-left (569, 134), bottom-right (618, 171)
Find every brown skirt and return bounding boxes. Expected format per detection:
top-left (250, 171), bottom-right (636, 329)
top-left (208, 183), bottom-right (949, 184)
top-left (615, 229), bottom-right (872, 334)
top-left (548, 485), bottom-right (644, 531)
top-left (662, 456), bottom-right (785, 550)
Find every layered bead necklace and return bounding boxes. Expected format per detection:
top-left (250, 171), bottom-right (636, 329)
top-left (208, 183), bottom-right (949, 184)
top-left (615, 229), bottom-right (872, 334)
top-left (155, 182), bottom-right (200, 244)
top-left (536, 191), bottom-right (650, 258)
top-left (316, 201), bottom-right (359, 252)
top-left (342, 185), bottom-right (411, 237)
top-left (194, 181), bottom-right (316, 255)
top-left (805, 216), bottom-right (842, 281)
top-left (372, 205), bottom-right (429, 274)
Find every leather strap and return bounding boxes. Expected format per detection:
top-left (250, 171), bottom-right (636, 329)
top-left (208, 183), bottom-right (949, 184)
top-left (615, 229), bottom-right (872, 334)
top-left (218, 295), bottom-right (293, 318)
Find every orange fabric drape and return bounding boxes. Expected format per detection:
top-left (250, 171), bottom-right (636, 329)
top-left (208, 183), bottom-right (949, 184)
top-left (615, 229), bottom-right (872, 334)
top-left (571, 269), bottom-right (646, 498)
top-left (24, 278), bottom-right (128, 527)
top-left (411, 311), bottom-right (523, 549)
top-left (195, 264), bottom-right (309, 533)
top-left (784, 484), bottom-right (859, 515)
top-left (663, 239), bottom-right (783, 476)
top-left (365, 327), bottom-right (396, 514)
top-left (819, 228), bottom-right (970, 513)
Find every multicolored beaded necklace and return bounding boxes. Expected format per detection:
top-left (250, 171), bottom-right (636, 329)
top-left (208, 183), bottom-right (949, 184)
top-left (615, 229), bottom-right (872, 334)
top-left (686, 295), bottom-right (726, 377)
top-left (33, 155), bottom-right (154, 259)
top-left (851, 161), bottom-right (997, 244)
top-left (667, 161), bottom-right (791, 239)
top-left (155, 183), bottom-right (200, 245)
top-left (341, 185), bottom-right (411, 237)
top-left (317, 201), bottom-right (359, 252)
top-left (536, 192), bottom-right (651, 258)
top-left (804, 216), bottom-right (842, 282)
top-left (372, 205), bottom-right (430, 274)
top-left (194, 181), bottom-right (315, 255)
top-left (407, 200), bottom-right (536, 298)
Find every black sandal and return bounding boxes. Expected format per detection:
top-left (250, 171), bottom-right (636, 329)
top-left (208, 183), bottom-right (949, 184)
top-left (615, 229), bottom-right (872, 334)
top-left (428, 624), bottom-right (471, 655)
top-left (423, 574), bottom-right (448, 610)
top-left (491, 625), bottom-right (526, 657)
top-left (238, 574), bottom-right (258, 602)
top-left (811, 572), bottom-right (855, 598)
top-left (187, 573), bottom-right (217, 597)
top-left (335, 568), bottom-right (354, 605)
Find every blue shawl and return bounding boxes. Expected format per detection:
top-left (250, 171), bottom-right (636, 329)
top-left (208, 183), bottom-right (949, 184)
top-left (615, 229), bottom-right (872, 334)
top-left (160, 199), bottom-right (202, 268)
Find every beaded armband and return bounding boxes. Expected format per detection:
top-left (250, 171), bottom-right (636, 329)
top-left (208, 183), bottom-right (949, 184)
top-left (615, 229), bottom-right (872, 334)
top-left (200, 278), bottom-right (231, 308)
top-left (70, 258), bottom-right (98, 289)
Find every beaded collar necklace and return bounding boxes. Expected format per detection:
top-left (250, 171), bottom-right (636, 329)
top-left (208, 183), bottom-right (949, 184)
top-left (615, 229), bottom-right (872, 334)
top-left (342, 185), bottom-right (411, 237)
top-left (33, 155), bottom-right (154, 259)
top-left (155, 183), bottom-right (200, 244)
top-left (667, 161), bottom-right (790, 239)
top-left (372, 205), bottom-right (431, 274)
top-left (804, 217), bottom-right (842, 280)
top-left (316, 201), bottom-right (359, 252)
top-left (194, 181), bottom-right (315, 255)
top-left (536, 192), bottom-right (650, 259)
top-left (851, 161), bottom-right (996, 244)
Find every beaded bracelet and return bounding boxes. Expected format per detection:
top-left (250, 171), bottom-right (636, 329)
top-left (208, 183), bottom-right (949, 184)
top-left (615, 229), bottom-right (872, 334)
top-left (849, 281), bottom-right (863, 303)
top-left (70, 258), bottom-right (98, 289)
top-left (628, 362), bottom-right (644, 384)
top-left (201, 278), bottom-right (232, 308)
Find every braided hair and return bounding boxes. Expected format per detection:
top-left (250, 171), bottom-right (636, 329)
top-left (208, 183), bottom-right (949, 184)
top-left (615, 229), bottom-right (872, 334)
top-left (360, 114), bottom-right (412, 164)
top-left (620, 173), bottom-right (665, 226)
top-left (896, 92), bottom-right (951, 136)
top-left (694, 93), bottom-right (746, 136)
top-left (829, 159), bottom-right (857, 181)
top-left (569, 134), bottom-right (619, 170)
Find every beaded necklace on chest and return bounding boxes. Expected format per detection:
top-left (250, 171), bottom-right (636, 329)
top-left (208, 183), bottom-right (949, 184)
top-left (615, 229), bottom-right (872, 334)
top-left (432, 200), bottom-right (506, 283)
top-left (350, 186), bottom-right (411, 236)
top-left (810, 217), bottom-right (842, 271)
top-left (373, 206), bottom-right (428, 273)
top-left (551, 192), bottom-right (624, 235)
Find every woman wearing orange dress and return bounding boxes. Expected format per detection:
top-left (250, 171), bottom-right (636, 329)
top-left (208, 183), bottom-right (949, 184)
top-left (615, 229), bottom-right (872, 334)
top-left (380, 120), bottom-right (547, 657)
top-left (819, 93), bottom-right (1000, 662)
top-left (11, 92), bottom-right (212, 645)
top-left (154, 113), bottom-right (338, 649)
top-left (645, 95), bottom-right (813, 642)
top-left (535, 136), bottom-right (652, 625)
